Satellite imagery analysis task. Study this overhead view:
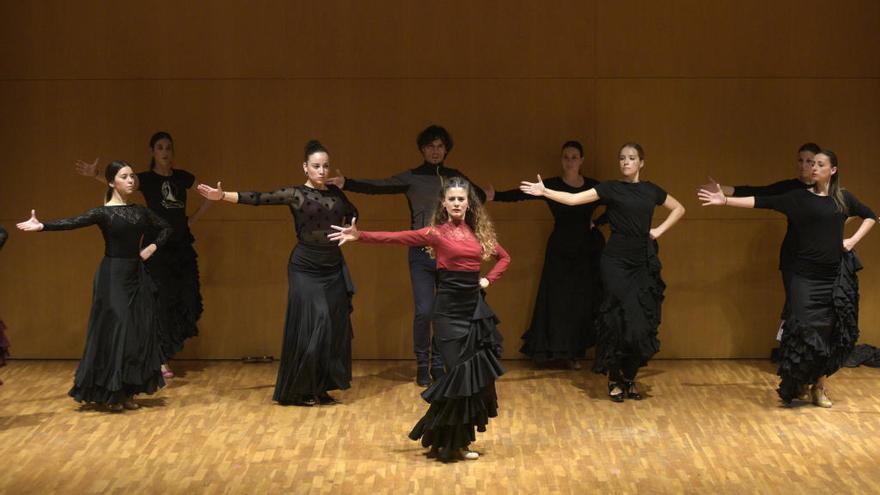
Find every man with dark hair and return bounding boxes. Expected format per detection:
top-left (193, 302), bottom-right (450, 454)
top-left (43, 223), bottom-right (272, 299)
top-left (328, 125), bottom-right (485, 386)
top-left (701, 143), bottom-right (818, 360)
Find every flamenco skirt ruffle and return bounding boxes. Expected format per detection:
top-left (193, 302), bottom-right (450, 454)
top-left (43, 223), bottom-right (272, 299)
top-left (520, 227), bottom-right (604, 362)
top-left (777, 252), bottom-right (861, 403)
top-left (408, 270), bottom-right (505, 460)
top-left (145, 241), bottom-right (203, 361)
top-left (69, 257), bottom-right (165, 404)
top-left (592, 237), bottom-right (665, 375)
top-left (273, 244), bottom-right (353, 403)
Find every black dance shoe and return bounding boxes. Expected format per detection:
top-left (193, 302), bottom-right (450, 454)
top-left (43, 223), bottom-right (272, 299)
top-left (608, 382), bottom-right (625, 403)
top-left (317, 392), bottom-right (338, 405)
top-left (623, 380), bottom-right (642, 400)
top-left (416, 366), bottom-right (431, 387)
top-left (430, 366), bottom-right (446, 382)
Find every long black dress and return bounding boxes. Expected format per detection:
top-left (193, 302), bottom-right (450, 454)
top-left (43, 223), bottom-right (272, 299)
top-left (137, 169), bottom-right (203, 360)
top-left (237, 185), bottom-right (358, 403)
top-left (754, 189), bottom-right (876, 402)
top-left (494, 176), bottom-right (605, 362)
top-left (41, 205), bottom-right (170, 404)
top-left (591, 181), bottom-right (668, 381)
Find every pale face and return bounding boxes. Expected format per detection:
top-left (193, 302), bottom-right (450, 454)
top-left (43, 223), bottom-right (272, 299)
top-left (303, 151), bottom-right (331, 186)
top-left (811, 153), bottom-right (837, 186)
top-left (561, 147), bottom-right (583, 175)
top-left (618, 146), bottom-right (644, 179)
top-left (797, 151), bottom-right (816, 183)
top-left (421, 139), bottom-right (447, 165)
top-left (111, 166), bottom-right (137, 198)
top-left (151, 138), bottom-right (174, 169)
top-left (442, 186), bottom-right (469, 221)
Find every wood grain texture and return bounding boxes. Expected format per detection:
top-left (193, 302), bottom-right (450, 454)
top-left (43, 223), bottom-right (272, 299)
top-left (1, 360), bottom-right (880, 493)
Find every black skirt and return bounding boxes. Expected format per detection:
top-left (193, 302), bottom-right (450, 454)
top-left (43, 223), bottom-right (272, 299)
top-left (273, 243), bottom-right (354, 403)
top-left (777, 252), bottom-right (861, 402)
top-left (592, 235), bottom-right (665, 375)
top-left (519, 227), bottom-right (604, 362)
top-left (69, 257), bottom-right (166, 404)
top-left (145, 240), bottom-right (203, 360)
top-left (0, 318), bottom-right (8, 368)
top-left (408, 270), bottom-right (505, 459)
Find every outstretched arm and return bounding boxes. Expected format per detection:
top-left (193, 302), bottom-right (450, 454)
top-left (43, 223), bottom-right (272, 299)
top-left (520, 175), bottom-right (599, 206)
top-left (698, 187), bottom-right (756, 208)
top-left (650, 194), bottom-right (686, 240)
top-left (328, 219), bottom-right (435, 247)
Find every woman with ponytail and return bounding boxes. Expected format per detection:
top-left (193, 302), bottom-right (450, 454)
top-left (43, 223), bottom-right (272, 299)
top-left (699, 150), bottom-right (877, 407)
top-left (75, 132), bottom-right (210, 377)
top-left (329, 177), bottom-right (510, 462)
top-left (197, 140), bottom-right (359, 406)
top-left (520, 143), bottom-right (686, 403)
top-left (17, 161), bottom-right (170, 411)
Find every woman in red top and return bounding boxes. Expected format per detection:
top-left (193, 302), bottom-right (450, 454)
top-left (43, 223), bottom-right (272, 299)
top-left (330, 177), bottom-right (510, 462)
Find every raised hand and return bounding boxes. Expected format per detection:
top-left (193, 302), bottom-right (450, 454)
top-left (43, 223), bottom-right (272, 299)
top-left (197, 181), bottom-right (224, 201)
top-left (698, 176), bottom-right (722, 194)
top-left (140, 244), bottom-right (157, 261)
top-left (75, 157), bottom-right (100, 178)
top-left (485, 184), bottom-right (495, 202)
top-left (325, 169), bottom-right (345, 188)
top-left (519, 175), bottom-right (545, 197)
top-left (16, 210), bottom-right (44, 232)
top-left (327, 217), bottom-right (359, 246)
top-left (697, 186), bottom-right (727, 206)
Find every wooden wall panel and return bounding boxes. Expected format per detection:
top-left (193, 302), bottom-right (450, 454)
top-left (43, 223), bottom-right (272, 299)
top-left (0, 0), bottom-right (597, 79)
top-left (1, 1), bottom-right (878, 359)
top-left (597, 0), bottom-right (880, 77)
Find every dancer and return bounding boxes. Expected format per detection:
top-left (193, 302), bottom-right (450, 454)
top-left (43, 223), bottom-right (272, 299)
top-left (487, 141), bottom-right (604, 368)
top-left (329, 177), bottom-right (509, 462)
top-left (327, 125), bottom-right (485, 386)
top-left (699, 143), bottom-right (819, 348)
top-left (76, 132), bottom-right (209, 377)
top-left (699, 149), bottom-right (875, 407)
top-left (197, 140), bottom-right (357, 406)
top-left (521, 143), bottom-right (685, 402)
top-left (17, 161), bottom-right (169, 411)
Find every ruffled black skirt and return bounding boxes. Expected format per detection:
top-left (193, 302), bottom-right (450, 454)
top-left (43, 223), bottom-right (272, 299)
top-left (69, 257), bottom-right (165, 404)
top-left (519, 227), bottom-right (604, 362)
top-left (592, 236), bottom-right (665, 375)
top-left (408, 270), bottom-right (505, 460)
top-left (145, 240), bottom-right (203, 360)
top-left (273, 244), bottom-right (354, 403)
top-left (776, 252), bottom-right (861, 403)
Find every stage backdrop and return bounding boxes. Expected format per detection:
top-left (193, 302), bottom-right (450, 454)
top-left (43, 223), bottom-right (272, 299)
top-left (1, 0), bottom-right (878, 359)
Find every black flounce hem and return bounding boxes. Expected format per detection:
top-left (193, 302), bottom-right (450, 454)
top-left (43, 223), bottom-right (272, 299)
top-left (409, 293), bottom-right (505, 456)
top-left (777, 253), bottom-right (861, 403)
top-left (592, 253), bottom-right (665, 375)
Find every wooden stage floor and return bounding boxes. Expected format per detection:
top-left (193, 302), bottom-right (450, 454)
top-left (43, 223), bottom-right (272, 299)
top-left (1, 359), bottom-right (879, 494)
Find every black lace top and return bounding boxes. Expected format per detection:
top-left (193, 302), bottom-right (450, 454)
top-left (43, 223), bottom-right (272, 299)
top-left (42, 204), bottom-right (172, 258)
top-left (238, 185), bottom-right (358, 247)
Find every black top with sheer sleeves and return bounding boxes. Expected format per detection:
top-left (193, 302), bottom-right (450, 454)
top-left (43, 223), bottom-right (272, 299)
top-left (237, 185), bottom-right (359, 247)
top-left (41, 204), bottom-right (172, 258)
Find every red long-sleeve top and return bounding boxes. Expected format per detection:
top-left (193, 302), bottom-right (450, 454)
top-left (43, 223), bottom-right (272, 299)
top-left (358, 221), bottom-right (511, 284)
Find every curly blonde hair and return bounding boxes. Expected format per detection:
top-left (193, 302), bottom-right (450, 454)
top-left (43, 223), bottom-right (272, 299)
top-left (426, 176), bottom-right (498, 260)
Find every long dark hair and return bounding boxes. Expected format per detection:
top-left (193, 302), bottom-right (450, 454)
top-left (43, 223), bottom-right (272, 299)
top-left (149, 131), bottom-right (174, 170)
top-left (105, 160), bottom-right (132, 202)
top-left (561, 140), bottom-right (584, 157)
top-left (818, 149), bottom-right (847, 214)
top-left (427, 176), bottom-right (497, 260)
